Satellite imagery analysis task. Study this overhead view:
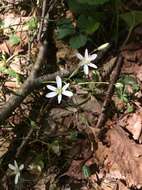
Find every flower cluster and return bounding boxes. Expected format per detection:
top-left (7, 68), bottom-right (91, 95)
top-left (45, 49), bottom-right (99, 103)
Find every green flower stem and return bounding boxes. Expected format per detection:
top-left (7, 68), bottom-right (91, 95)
top-left (78, 81), bottom-right (109, 85)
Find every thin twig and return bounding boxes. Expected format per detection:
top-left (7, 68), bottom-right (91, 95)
top-left (48, 0), bottom-right (58, 13)
top-left (37, 0), bottom-right (47, 41)
top-left (96, 55), bottom-right (123, 128)
top-left (15, 128), bottom-right (34, 158)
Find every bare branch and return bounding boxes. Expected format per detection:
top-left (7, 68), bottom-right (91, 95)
top-left (0, 41), bottom-right (48, 124)
top-left (96, 55), bottom-right (123, 129)
top-left (37, 0), bottom-right (47, 41)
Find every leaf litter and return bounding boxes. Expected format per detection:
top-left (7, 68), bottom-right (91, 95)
top-left (47, 43), bottom-right (142, 189)
top-left (0, 1), bottom-right (142, 190)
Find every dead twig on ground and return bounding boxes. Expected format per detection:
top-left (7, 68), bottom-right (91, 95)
top-left (0, 0), bottom-right (60, 125)
top-left (37, 0), bottom-right (58, 41)
top-left (0, 40), bottom-right (47, 124)
top-left (15, 127), bottom-right (34, 158)
top-left (96, 55), bottom-right (123, 129)
top-left (37, 0), bottom-right (47, 41)
top-left (0, 65), bottom-right (73, 125)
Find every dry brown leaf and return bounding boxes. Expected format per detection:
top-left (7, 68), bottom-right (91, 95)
top-left (119, 111), bottom-right (142, 141)
top-left (122, 63), bottom-right (142, 81)
top-left (62, 140), bottom-right (92, 180)
top-left (0, 13), bottom-right (31, 55)
top-left (0, 137), bottom-right (10, 157)
top-left (0, 41), bottom-right (11, 55)
top-left (10, 56), bottom-right (29, 75)
top-left (49, 107), bottom-right (77, 120)
top-left (122, 43), bottom-right (142, 64)
top-left (121, 43), bottom-right (142, 82)
top-left (101, 180), bottom-right (128, 190)
top-left (72, 95), bottom-right (101, 115)
top-left (4, 81), bottom-right (20, 88)
top-left (48, 95), bottom-right (101, 131)
top-left (2, 0), bottom-right (23, 4)
top-left (126, 111), bottom-right (142, 140)
top-left (33, 177), bottom-right (46, 190)
top-left (101, 180), bottom-right (118, 190)
top-left (102, 127), bottom-right (142, 188)
top-left (112, 96), bottom-right (126, 111)
top-left (0, 31), bottom-right (28, 55)
top-left (1, 13), bottom-right (30, 35)
top-left (63, 159), bottom-right (84, 180)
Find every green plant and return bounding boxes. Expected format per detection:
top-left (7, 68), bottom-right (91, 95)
top-left (56, 0), bottom-right (108, 48)
top-left (120, 11), bottom-right (142, 31)
top-left (0, 66), bottom-right (18, 78)
top-left (9, 34), bottom-right (21, 46)
top-left (26, 17), bottom-right (38, 31)
top-left (82, 165), bottom-right (91, 178)
top-left (57, 18), bottom-right (75, 39)
top-left (56, 0), bottom-right (142, 49)
top-left (115, 75), bottom-right (139, 102)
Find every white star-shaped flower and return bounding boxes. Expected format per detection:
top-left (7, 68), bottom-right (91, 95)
top-left (8, 160), bottom-right (24, 185)
top-left (76, 48), bottom-right (97, 75)
top-left (45, 75), bottom-right (73, 104)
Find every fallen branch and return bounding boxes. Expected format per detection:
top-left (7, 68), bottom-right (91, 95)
top-left (15, 127), bottom-right (34, 158)
top-left (37, 0), bottom-right (47, 41)
top-left (96, 55), bottom-right (123, 128)
top-left (0, 40), bottom-right (47, 124)
top-left (0, 59), bottom-right (72, 124)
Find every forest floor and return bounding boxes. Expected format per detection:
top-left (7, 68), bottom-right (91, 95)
top-left (0, 1), bottom-right (142, 190)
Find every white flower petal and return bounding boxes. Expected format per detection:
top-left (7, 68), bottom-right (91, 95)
top-left (58, 94), bottom-right (62, 104)
top-left (89, 54), bottom-right (97, 61)
top-left (84, 65), bottom-right (89, 75)
top-left (88, 63), bottom-right (97, 69)
top-left (80, 59), bottom-right (86, 66)
top-left (85, 49), bottom-right (89, 58)
top-left (8, 164), bottom-right (16, 171)
top-left (19, 164), bottom-right (24, 170)
top-left (47, 85), bottom-right (57, 91)
top-left (15, 173), bottom-right (20, 184)
top-left (14, 160), bottom-right (18, 169)
top-left (62, 83), bottom-right (69, 91)
top-left (56, 76), bottom-right (62, 88)
top-left (45, 91), bottom-right (57, 98)
top-left (76, 53), bottom-right (83, 60)
top-left (62, 90), bottom-right (73, 97)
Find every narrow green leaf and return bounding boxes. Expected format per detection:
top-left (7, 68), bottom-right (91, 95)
top-left (78, 0), bottom-right (110, 5)
top-left (82, 165), bottom-right (91, 178)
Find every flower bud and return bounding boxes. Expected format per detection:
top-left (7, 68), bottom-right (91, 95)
top-left (97, 43), bottom-right (109, 51)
